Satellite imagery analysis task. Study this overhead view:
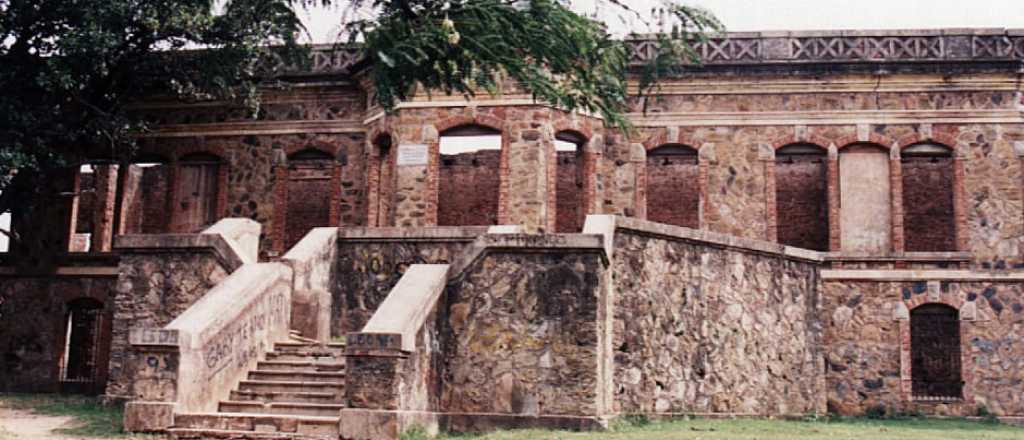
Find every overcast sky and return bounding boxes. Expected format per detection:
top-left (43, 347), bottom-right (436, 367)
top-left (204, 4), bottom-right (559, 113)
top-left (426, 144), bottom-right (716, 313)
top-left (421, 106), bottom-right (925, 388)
top-left (298, 0), bottom-right (1024, 44)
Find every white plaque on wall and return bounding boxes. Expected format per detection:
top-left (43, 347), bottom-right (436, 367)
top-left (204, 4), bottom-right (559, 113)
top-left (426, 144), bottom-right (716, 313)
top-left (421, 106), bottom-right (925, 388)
top-left (396, 144), bottom-right (429, 166)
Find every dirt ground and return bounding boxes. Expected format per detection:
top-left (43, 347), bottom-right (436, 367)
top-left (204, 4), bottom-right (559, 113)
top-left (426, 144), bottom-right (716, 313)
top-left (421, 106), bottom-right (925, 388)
top-left (0, 406), bottom-right (77, 439)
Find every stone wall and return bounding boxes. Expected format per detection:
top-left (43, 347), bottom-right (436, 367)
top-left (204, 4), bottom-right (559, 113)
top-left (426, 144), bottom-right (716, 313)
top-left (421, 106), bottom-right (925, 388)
top-left (440, 237), bottom-right (608, 417)
top-left (104, 237), bottom-right (236, 401)
top-left (610, 219), bottom-right (825, 415)
top-left (823, 276), bottom-right (1024, 417)
top-left (0, 272), bottom-right (118, 393)
top-left (334, 228), bottom-right (485, 336)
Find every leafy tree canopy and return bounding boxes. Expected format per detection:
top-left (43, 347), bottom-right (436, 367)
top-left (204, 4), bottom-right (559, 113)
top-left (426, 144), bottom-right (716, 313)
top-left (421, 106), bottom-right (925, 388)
top-left (0, 0), bottom-right (719, 255)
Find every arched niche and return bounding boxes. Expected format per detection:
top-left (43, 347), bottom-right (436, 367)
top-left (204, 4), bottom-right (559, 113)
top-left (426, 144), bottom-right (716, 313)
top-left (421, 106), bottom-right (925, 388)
top-left (839, 143), bottom-right (891, 253)
top-left (283, 148), bottom-right (337, 251)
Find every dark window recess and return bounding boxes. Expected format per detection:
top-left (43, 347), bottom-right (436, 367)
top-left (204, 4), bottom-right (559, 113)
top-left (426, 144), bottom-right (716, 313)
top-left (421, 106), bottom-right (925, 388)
top-left (902, 144), bottom-right (956, 252)
top-left (775, 145), bottom-right (829, 251)
top-left (555, 131), bottom-right (586, 233)
top-left (646, 144), bottom-right (699, 228)
top-left (911, 304), bottom-right (963, 400)
top-left (60, 298), bottom-right (104, 394)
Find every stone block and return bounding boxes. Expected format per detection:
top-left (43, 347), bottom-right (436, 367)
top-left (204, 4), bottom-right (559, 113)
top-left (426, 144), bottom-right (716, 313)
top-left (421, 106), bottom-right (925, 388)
top-left (124, 401), bottom-right (175, 432)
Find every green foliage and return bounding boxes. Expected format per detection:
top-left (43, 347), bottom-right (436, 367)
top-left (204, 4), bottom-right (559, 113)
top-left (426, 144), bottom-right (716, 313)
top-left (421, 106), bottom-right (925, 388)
top-left (342, 0), bottom-right (722, 131)
top-left (0, 0), bottom-right (331, 248)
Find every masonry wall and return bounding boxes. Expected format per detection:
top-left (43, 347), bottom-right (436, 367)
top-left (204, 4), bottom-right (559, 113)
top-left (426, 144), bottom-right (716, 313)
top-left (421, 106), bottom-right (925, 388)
top-left (611, 225), bottom-right (825, 415)
top-left (0, 274), bottom-right (117, 393)
top-left (645, 154), bottom-right (699, 228)
top-left (823, 279), bottom-right (1024, 417)
top-left (440, 248), bottom-right (607, 416)
top-left (334, 231), bottom-right (483, 336)
top-left (104, 251), bottom-right (229, 400)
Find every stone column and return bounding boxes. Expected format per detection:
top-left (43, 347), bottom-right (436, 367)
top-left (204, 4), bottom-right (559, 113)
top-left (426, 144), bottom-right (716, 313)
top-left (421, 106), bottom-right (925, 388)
top-left (503, 107), bottom-right (554, 232)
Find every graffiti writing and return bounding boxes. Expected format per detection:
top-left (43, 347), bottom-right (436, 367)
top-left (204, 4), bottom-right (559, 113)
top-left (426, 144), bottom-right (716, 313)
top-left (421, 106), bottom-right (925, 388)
top-left (201, 290), bottom-right (288, 379)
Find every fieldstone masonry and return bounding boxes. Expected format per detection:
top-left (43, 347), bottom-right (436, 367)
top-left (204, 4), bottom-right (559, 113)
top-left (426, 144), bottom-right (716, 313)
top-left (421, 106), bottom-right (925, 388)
top-left (2, 28), bottom-right (1024, 439)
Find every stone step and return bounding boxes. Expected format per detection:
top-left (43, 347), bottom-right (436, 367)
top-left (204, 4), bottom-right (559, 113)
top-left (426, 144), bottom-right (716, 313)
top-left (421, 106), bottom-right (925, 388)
top-left (237, 380), bottom-right (346, 394)
top-left (273, 342), bottom-right (345, 354)
top-left (265, 351), bottom-right (343, 362)
top-left (257, 360), bottom-right (345, 373)
top-left (168, 427), bottom-right (329, 440)
top-left (219, 401), bottom-right (346, 418)
top-left (229, 390), bottom-right (342, 405)
top-left (173, 413), bottom-right (338, 438)
top-left (248, 370), bottom-right (345, 383)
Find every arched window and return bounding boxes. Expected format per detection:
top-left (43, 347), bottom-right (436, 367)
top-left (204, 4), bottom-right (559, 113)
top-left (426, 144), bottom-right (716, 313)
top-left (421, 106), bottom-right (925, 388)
top-left (60, 298), bottom-right (105, 394)
top-left (911, 304), bottom-right (963, 400)
top-left (438, 125), bottom-right (502, 226)
top-left (646, 144), bottom-right (699, 228)
top-left (902, 144), bottom-right (956, 252)
top-left (839, 144), bottom-right (891, 253)
top-left (174, 153), bottom-right (221, 232)
top-left (284, 148), bottom-right (336, 250)
top-left (776, 144), bottom-right (828, 251)
top-left (555, 131), bottom-right (586, 233)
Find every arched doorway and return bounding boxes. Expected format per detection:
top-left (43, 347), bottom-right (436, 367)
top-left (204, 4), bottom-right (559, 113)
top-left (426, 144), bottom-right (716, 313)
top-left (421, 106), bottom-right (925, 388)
top-left (284, 149), bottom-right (336, 250)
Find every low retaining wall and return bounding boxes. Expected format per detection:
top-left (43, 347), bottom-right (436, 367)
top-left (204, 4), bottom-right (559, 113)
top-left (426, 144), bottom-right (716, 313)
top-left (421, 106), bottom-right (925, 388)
top-left (603, 216), bottom-right (827, 416)
top-left (105, 219), bottom-right (259, 401)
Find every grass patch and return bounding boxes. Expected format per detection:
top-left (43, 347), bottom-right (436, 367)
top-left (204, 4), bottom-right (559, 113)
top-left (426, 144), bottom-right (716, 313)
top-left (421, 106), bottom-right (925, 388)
top-left (0, 393), bottom-right (158, 439)
top-left (432, 416), bottom-right (1024, 440)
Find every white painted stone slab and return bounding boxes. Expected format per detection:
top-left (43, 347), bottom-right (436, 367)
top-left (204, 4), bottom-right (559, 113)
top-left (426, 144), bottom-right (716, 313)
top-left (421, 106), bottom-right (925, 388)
top-left (397, 144), bottom-right (429, 166)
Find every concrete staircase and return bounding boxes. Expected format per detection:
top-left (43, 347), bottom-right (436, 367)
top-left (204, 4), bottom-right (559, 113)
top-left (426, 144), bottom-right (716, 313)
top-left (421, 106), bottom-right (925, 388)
top-left (168, 338), bottom-right (347, 440)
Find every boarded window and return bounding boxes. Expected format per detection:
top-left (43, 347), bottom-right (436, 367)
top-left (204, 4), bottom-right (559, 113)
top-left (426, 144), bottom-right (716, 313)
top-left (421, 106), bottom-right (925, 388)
top-left (555, 131), bottom-right (586, 233)
top-left (173, 154), bottom-right (220, 233)
top-left (776, 144), bottom-right (829, 251)
top-left (839, 144), bottom-right (891, 253)
top-left (902, 144), bottom-right (956, 252)
top-left (646, 144), bottom-right (699, 228)
top-left (911, 304), bottom-right (963, 400)
top-left (285, 149), bottom-right (335, 250)
top-left (60, 298), bottom-right (105, 394)
top-left (438, 125), bottom-right (502, 226)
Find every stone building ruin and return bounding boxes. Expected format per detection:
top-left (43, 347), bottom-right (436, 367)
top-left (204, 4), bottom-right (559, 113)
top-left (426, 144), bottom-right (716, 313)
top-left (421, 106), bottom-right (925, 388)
top-left (1, 29), bottom-right (1024, 439)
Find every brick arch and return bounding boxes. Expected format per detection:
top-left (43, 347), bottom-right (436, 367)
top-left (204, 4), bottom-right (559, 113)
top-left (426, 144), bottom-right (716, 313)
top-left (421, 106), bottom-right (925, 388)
top-left (834, 134), bottom-right (897, 151)
top-left (170, 145), bottom-right (227, 162)
top-left (282, 141), bottom-right (337, 159)
top-left (642, 128), bottom-right (697, 151)
top-left (906, 295), bottom-right (965, 313)
top-left (896, 136), bottom-right (960, 154)
top-left (435, 114), bottom-right (506, 135)
top-left (552, 122), bottom-right (594, 144)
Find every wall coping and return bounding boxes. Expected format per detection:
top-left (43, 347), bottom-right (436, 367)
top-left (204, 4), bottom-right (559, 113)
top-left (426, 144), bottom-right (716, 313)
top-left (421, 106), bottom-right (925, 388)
top-left (338, 227), bottom-right (489, 242)
top-left (448, 233), bottom-right (607, 280)
top-left (351, 264), bottom-right (450, 352)
top-left (164, 262), bottom-right (292, 348)
top-left (822, 269), bottom-right (1024, 281)
top-left (824, 252), bottom-right (972, 262)
top-left (114, 234), bottom-right (245, 272)
top-left (608, 216), bottom-right (825, 263)
top-left (282, 227), bottom-right (339, 263)
top-left (201, 218), bottom-right (261, 265)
